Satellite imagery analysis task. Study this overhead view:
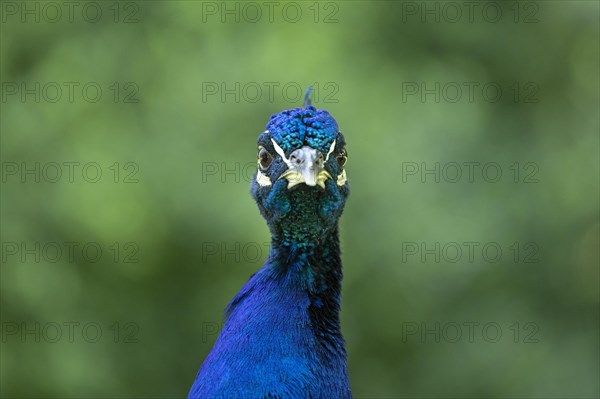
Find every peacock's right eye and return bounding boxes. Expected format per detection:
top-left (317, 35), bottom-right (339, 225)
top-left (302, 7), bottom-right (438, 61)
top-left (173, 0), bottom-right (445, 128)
top-left (258, 147), bottom-right (274, 170)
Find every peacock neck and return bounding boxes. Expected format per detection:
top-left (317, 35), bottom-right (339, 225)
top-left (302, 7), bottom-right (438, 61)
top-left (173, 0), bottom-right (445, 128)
top-left (257, 182), bottom-right (346, 340)
top-left (266, 227), bottom-right (344, 343)
top-left (269, 227), bottom-right (342, 290)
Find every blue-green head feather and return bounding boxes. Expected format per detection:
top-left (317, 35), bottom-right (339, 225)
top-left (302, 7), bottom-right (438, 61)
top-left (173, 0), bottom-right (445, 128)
top-left (265, 104), bottom-right (339, 155)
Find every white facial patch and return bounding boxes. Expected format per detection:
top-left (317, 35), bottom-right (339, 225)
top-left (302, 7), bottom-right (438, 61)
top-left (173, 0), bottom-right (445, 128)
top-left (337, 169), bottom-right (347, 186)
top-left (256, 169), bottom-right (272, 186)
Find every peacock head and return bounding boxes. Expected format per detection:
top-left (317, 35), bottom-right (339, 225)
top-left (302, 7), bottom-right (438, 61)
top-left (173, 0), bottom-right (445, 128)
top-left (251, 101), bottom-right (349, 236)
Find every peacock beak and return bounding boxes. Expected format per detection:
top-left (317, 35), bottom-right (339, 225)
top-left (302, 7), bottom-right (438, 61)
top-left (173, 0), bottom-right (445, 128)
top-left (278, 146), bottom-right (332, 189)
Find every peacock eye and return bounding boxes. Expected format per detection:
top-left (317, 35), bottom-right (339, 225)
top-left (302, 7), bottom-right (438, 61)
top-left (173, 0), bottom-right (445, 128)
top-left (258, 147), bottom-right (274, 170)
top-left (336, 148), bottom-right (348, 167)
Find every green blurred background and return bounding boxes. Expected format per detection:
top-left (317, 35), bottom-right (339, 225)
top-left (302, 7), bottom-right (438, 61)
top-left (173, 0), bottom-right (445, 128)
top-left (1, 1), bottom-right (598, 398)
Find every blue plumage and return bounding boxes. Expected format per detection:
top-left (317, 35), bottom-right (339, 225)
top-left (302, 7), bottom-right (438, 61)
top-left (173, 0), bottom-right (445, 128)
top-left (189, 100), bottom-right (351, 398)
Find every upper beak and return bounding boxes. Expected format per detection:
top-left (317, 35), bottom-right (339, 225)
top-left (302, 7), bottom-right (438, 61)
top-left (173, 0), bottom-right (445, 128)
top-left (280, 146), bottom-right (332, 189)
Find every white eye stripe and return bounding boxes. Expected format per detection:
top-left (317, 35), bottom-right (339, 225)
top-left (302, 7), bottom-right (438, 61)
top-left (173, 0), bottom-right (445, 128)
top-left (270, 138), bottom-right (293, 168)
top-left (325, 140), bottom-right (336, 162)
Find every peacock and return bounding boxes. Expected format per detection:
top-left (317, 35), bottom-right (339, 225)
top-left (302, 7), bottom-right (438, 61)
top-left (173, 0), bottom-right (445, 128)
top-left (189, 88), bottom-right (351, 398)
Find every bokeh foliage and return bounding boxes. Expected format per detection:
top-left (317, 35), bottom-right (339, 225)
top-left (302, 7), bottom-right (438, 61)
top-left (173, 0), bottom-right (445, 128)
top-left (1, 1), bottom-right (598, 398)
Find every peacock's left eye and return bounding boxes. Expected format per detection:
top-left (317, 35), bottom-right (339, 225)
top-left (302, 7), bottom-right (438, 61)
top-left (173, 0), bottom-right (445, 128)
top-left (258, 147), bottom-right (274, 170)
top-left (336, 148), bottom-right (348, 167)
